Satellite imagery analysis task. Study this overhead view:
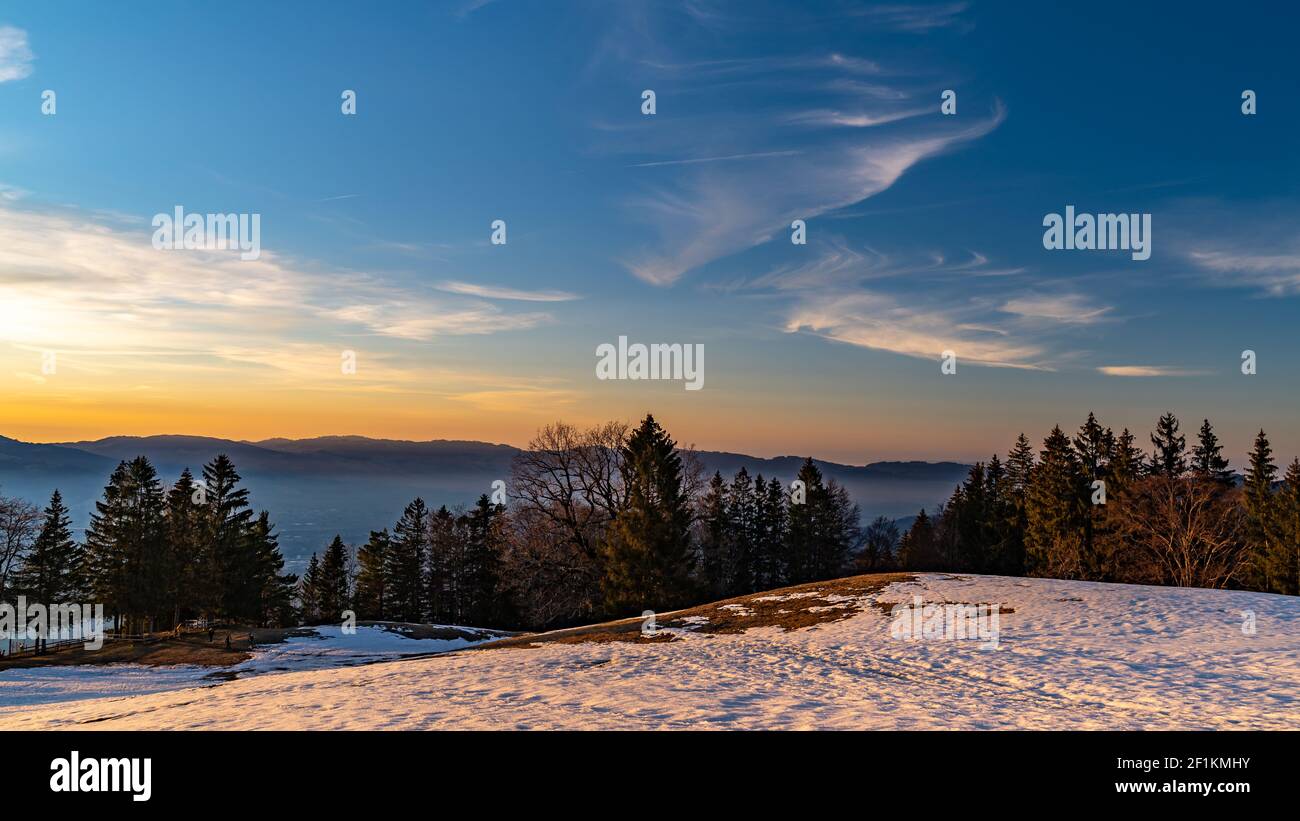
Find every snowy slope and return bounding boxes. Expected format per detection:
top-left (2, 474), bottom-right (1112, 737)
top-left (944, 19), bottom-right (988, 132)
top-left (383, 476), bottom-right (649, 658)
top-left (0, 624), bottom-right (503, 709)
top-left (1, 574), bottom-right (1297, 729)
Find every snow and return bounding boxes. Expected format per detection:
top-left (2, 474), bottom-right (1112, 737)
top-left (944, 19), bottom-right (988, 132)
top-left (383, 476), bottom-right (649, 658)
top-left (1, 575), bottom-right (1297, 729)
top-left (0, 624), bottom-right (501, 709)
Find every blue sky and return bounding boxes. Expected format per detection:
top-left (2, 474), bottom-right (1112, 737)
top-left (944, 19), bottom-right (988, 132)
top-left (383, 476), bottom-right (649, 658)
top-left (0, 0), bottom-right (1297, 467)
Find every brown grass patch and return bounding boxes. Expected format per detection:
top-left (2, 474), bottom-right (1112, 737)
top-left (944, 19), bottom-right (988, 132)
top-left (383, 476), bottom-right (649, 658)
top-left (480, 572), bottom-right (916, 650)
top-left (0, 629), bottom-right (255, 671)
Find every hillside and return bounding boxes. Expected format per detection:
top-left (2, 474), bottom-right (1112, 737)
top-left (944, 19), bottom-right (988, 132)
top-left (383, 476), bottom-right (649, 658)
top-left (2, 573), bottom-right (1295, 730)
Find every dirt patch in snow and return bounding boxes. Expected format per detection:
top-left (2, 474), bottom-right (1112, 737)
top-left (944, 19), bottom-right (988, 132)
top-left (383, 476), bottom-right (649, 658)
top-left (482, 573), bottom-right (916, 649)
top-left (665, 574), bottom-right (915, 634)
top-left (0, 631), bottom-right (252, 670)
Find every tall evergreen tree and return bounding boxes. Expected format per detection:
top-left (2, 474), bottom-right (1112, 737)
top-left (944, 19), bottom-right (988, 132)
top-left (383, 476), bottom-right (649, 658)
top-left (298, 553), bottom-right (323, 624)
top-left (459, 495), bottom-right (507, 626)
top-left (316, 535), bottom-right (351, 621)
top-left (354, 529), bottom-right (390, 621)
top-left (1006, 433), bottom-right (1035, 496)
top-left (1243, 430), bottom-right (1280, 591)
top-left (201, 454), bottom-right (255, 621)
top-left (249, 511), bottom-right (297, 627)
top-left (164, 469), bottom-right (205, 627)
top-left (83, 457), bottom-right (167, 634)
top-left (726, 467), bottom-right (757, 595)
top-left (1265, 459), bottom-right (1300, 596)
top-left (1191, 419), bottom-right (1233, 484)
top-left (1109, 428), bottom-right (1146, 490)
top-left (1148, 412), bottom-right (1188, 477)
top-left (427, 507), bottom-right (460, 623)
top-left (1025, 426), bottom-right (1085, 577)
top-left (386, 498), bottom-right (429, 622)
top-left (898, 509), bottom-right (941, 570)
top-left (11, 489), bottom-right (82, 604)
top-left (756, 476), bottom-right (788, 588)
top-left (599, 414), bottom-right (695, 614)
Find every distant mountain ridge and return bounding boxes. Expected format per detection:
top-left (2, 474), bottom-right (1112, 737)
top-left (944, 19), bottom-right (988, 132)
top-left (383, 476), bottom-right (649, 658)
top-left (0, 434), bottom-right (970, 569)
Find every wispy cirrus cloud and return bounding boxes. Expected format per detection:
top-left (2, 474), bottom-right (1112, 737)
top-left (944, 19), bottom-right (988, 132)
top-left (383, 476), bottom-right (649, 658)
top-left (848, 2), bottom-right (971, 33)
top-left (786, 290), bottom-right (1046, 369)
top-left (1000, 293), bottom-right (1113, 325)
top-left (435, 280), bottom-right (581, 302)
top-left (0, 25), bottom-right (33, 83)
top-left (629, 150), bottom-right (802, 168)
top-left (599, 3), bottom-right (1002, 287)
top-left (1097, 365), bottom-right (1207, 377)
top-left (621, 104), bottom-right (1003, 286)
top-left (1188, 248), bottom-right (1300, 296)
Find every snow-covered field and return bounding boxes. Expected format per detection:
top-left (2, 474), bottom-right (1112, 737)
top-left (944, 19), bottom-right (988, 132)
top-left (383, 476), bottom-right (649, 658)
top-left (0, 624), bottom-right (502, 709)
top-left (1, 574), bottom-right (1297, 729)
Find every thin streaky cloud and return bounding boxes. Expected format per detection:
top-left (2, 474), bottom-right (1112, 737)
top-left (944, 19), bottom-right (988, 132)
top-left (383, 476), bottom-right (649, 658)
top-left (1000, 294), bottom-right (1113, 325)
top-left (630, 150), bottom-right (802, 168)
top-left (1188, 248), bottom-right (1300, 296)
top-left (435, 281), bottom-right (581, 302)
top-left (1097, 366), bottom-right (1207, 377)
top-left (786, 107), bottom-right (931, 128)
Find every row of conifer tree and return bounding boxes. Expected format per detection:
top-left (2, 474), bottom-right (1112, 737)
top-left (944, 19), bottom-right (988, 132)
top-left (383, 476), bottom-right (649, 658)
top-left (4, 411), bottom-right (1295, 637)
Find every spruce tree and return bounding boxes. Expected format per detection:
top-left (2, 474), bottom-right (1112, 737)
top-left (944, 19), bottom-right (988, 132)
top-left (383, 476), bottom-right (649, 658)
top-left (1109, 428), bottom-right (1146, 490)
top-left (427, 507), bottom-right (459, 623)
top-left (1265, 459), bottom-right (1300, 596)
top-left (1006, 433), bottom-right (1035, 496)
top-left (1148, 412), bottom-right (1188, 477)
top-left (164, 469), bottom-right (204, 627)
top-left (11, 489), bottom-right (82, 604)
top-left (998, 434), bottom-right (1035, 575)
top-left (1024, 426), bottom-right (1085, 577)
top-left (317, 535), bottom-right (351, 621)
top-left (1243, 430), bottom-right (1280, 591)
top-left (599, 414), bottom-right (695, 615)
top-left (201, 454), bottom-right (254, 621)
top-left (250, 511), bottom-right (297, 627)
top-left (1073, 412), bottom-right (1109, 479)
top-left (460, 495), bottom-right (506, 626)
top-left (386, 498), bottom-right (429, 622)
top-left (298, 553), bottom-right (323, 624)
top-left (757, 476), bottom-right (788, 588)
top-left (355, 529), bottom-right (390, 621)
top-left (1191, 419), bottom-right (1233, 484)
top-left (82, 457), bottom-right (167, 634)
top-left (897, 509), bottom-right (941, 570)
top-left (726, 467), bottom-right (757, 595)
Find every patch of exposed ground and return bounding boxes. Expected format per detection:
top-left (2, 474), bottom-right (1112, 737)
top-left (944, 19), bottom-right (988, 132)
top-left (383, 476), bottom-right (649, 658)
top-left (481, 573), bottom-right (917, 649)
top-left (0, 630), bottom-right (253, 671)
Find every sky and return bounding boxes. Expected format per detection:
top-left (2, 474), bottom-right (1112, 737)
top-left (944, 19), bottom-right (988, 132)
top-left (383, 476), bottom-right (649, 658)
top-left (0, 0), bottom-right (1297, 465)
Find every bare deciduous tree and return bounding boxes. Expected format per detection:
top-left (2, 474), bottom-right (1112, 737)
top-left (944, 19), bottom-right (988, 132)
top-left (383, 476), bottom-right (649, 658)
top-left (0, 491), bottom-right (40, 602)
top-left (1115, 477), bottom-right (1248, 589)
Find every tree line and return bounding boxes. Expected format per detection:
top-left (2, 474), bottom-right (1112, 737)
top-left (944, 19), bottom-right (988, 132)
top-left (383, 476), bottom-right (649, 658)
top-left (297, 414), bottom-right (863, 631)
top-left (0, 455), bottom-right (297, 634)
top-left (5, 410), bottom-right (1294, 638)
top-left (892, 412), bottom-right (1300, 594)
